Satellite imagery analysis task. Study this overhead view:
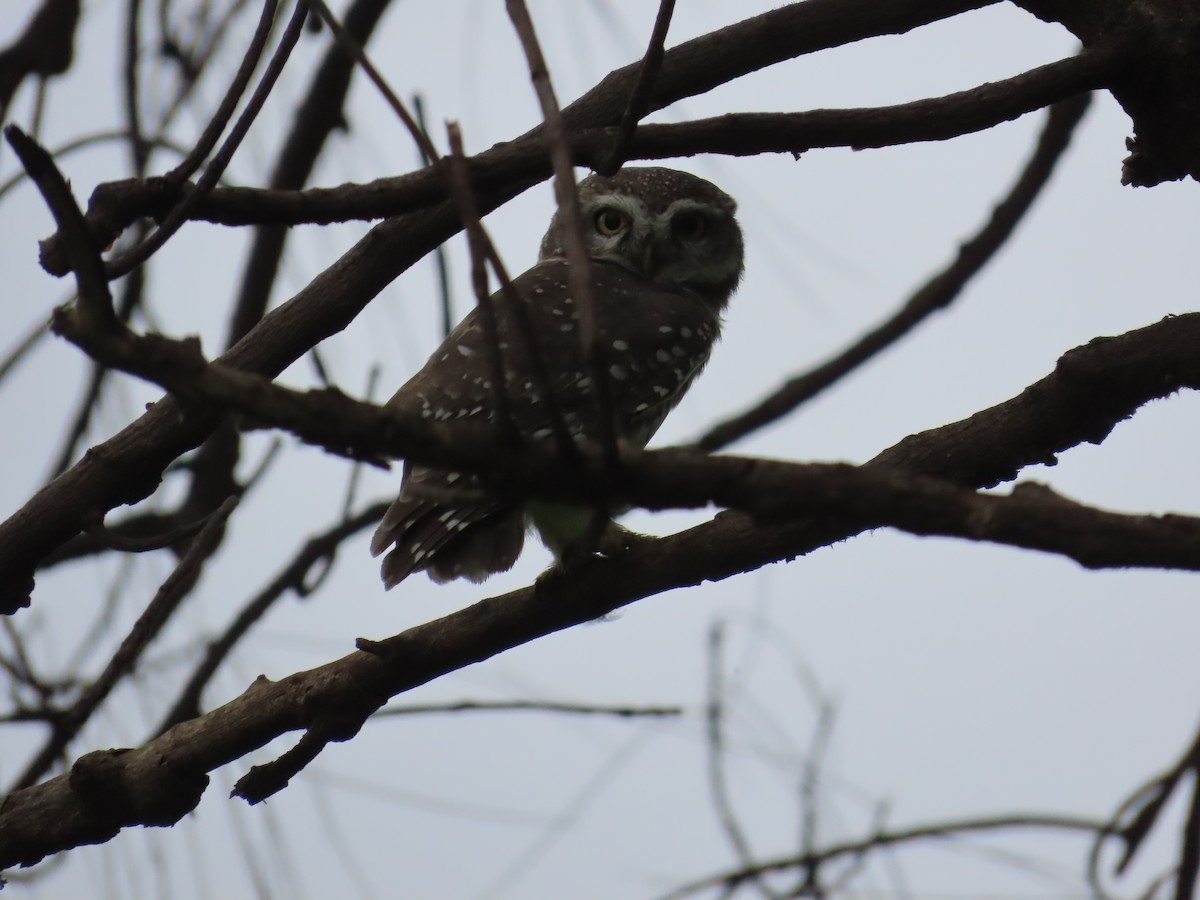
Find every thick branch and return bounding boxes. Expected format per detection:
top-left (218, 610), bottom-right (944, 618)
top-left (0, 0), bottom-right (998, 613)
top-left (2, 313), bottom-right (1198, 864)
top-left (37, 42), bottom-right (1119, 255)
top-left (1011, 0), bottom-right (1200, 185)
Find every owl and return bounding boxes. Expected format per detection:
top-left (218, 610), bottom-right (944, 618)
top-left (371, 167), bottom-right (744, 588)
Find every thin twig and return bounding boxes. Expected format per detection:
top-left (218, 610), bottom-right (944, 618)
top-left (47, 260), bottom-right (146, 478)
top-left (699, 92), bottom-right (1093, 451)
top-left (35, 44), bottom-right (1121, 274)
top-left (1087, 719), bottom-right (1200, 899)
top-left (11, 496), bottom-right (237, 790)
top-left (438, 120), bottom-right (580, 469)
top-left (413, 93), bottom-right (454, 337)
top-left (0, 130), bottom-right (191, 202)
top-left (657, 812), bottom-right (1110, 900)
top-left (373, 700), bottom-right (682, 718)
top-left (164, 0), bottom-right (280, 182)
top-left (444, 123), bottom-right (517, 446)
top-left (103, 0), bottom-right (307, 279)
top-left (122, 0), bottom-right (150, 174)
top-left (705, 621), bottom-right (777, 898)
top-left (299, 0), bottom-right (439, 163)
top-left (155, 501), bottom-right (386, 733)
top-left (505, 0), bottom-right (617, 470)
top-left (0, 315), bottom-right (51, 382)
top-left (597, 0), bottom-right (675, 176)
top-left (223, 0), bottom-right (399, 351)
top-left (341, 365), bottom-right (380, 521)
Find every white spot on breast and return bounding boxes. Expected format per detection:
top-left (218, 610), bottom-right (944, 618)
top-left (612, 339), bottom-right (629, 351)
top-left (679, 326), bottom-right (693, 339)
top-left (658, 325), bottom-right (673, 334)
top-left (609, 364), bottom-right (627, 380)
top-left (634, 403), bottom-right (650, 412)
top-left (652, 385), bottom-right (669, 397)
top-left (532, 427), bottom-right (553, 439)
top-left (672, 345), bottom-right (687, 358)
top-left (561, 323), bottom-right (574, 332)
top-left (655, 349), bottom-right (671, 363)
top-left (457, 344), bottom-right (475, 357)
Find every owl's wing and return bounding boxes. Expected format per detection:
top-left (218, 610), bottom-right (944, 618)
top-left (373, 260), bottom-right (722, 587)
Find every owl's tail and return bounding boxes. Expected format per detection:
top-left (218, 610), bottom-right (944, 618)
top-left (371, 488), bottom-right (525, 589)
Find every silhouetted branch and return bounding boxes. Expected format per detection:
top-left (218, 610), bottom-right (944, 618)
top-left (506, 0), bottom-right (615, 469)
top-left (597, 0), bottom-right (675, 176)
top-left (103, 0), bottom-right (307, 278)
top-left (699, 91), bottom-right (1092, 451)
top-left (372, 700), bottom-right (683, 719)
top-left (658, 812), bottom-right (1110, 899)
top-left (155, 501), bottom-right (387, 733)
top-left (9, 496), bottom-right (236, 791)
top-left (3, 311), bottom-right (1199, 864)
top-left (35, 42), bottom-right (1121, 272)
top-left (1088, 718), bottom-right (1200, 900)
top-left (705, 622), bottom-right (774, 897)
top-left (0, 0), bottom-right (81, 124)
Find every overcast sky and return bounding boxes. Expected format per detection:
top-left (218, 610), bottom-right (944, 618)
top-left (3, 2), bottom-right (1199, 898)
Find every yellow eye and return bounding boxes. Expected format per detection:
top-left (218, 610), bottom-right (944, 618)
top-left (594, 208), bottom-right (630, 236)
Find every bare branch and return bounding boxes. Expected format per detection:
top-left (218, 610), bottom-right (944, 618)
top-left (657, 812), bottom-right (1110, 899)
top-left (0, 0), bottom-right (81, 124)
top-left (37, 40), bottom-right (1120, 268)
top-left (36, 0), bottom-right (1003, 270)
top-left (597, 0), bottom-right (675, 176)
top-left (506, 0), bottom-right (616, 472)
top-left (705, 622), bottom-right (775, 897)
top-left (372, 700), bottom-right (682, 719)
top-left (699, 92), bottom-right (1092, 451)
top-left (9, 496), bottom-right (236, 791)
top-left (103, 0), bottom-right (307, 279)
top-left (156, 502), bottom-right (387, 734)
top-left (299, 0), bottom-right (439, 163)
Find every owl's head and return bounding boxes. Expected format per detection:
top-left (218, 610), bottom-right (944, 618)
top-left (538, 167), bottom-right (744, 310)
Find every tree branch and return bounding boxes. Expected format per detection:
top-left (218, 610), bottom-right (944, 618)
top-left (700, 91), bottom-right (1093, 450)
top-left (2, 313), bottom-right (1198, 865)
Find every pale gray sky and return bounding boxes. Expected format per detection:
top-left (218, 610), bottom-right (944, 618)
top-left (2, 2), bottom-right (1198, 898)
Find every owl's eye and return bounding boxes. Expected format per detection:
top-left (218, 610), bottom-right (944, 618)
top-left (672, 210), bottom-right (708, 241)
top-left (594, 208), bottom-right (630, 236)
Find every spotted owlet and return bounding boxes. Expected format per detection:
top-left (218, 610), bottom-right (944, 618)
top-left (371, 167), bottom-right (744, 588)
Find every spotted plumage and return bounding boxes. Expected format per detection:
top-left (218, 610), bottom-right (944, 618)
top-left (372, 167), bottom-right (744, 588)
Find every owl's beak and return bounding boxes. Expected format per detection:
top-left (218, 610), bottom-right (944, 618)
top-left (638, 242), bottom-right (665, 280)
